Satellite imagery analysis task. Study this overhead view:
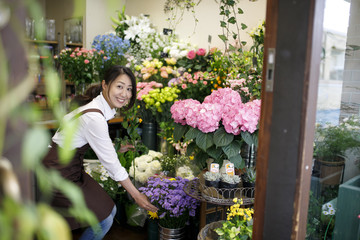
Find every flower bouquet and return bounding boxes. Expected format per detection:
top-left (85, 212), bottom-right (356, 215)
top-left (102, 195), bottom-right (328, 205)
top-left (56, 47), bottom-right (107, 87)
top-left (84, 161), bottom-right (120, 200)
top-left (139, 176), bottom-right (200, 229)
top-left (215, 198), bottom-right (254, 239)
top-left (171, 88), bottom-right (261, 169)
top-left (176, 48), bottom-right (212, 72)
top-left (128, 150), bottom-right (163, 185)
top-left (91, 32), bottom-right (130, 79)
top-left (169, 71), bottom-right (220, 102)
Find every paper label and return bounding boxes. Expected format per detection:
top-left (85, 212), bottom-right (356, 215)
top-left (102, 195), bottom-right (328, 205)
top-left (210, 163), bottom-right (219, 173)
top-left (225, 163), bottom-right (235, 176)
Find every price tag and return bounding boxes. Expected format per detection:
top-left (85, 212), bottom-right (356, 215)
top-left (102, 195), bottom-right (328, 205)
top-left (210, 163), bottom-right (219, 173)
top-left (225, 163), bottom-right (235, 176)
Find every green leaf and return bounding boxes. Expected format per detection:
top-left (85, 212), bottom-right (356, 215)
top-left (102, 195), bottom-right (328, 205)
top-left (222, 141), bottom-right (241, 158)
top-left (218, 34), bottom-right (228, 43)
top-left (241, 131), bottom-right (255, 145)
top-left (186, 142), bottom-right (197, 156)
top-left (206, 146), bottom-right (223, 161)
top-left (173, 123), bottom-right (188, 141)
top-left (238, 8), bottom-right (244, 14)
top-left (22, 127), bottom-right (50, 169)
top-left (241, 23), bottom-right (248, 30)
top-left (229, 154), bottom-right (245, 169)
top-left (185, 127), bottom-right (200, 141)
top-left (241, 41), bottom-right (247, 46)
top-left (196, 132), bottom-right (214, 151)
top-left (194, 151), bottom-right (209, 169)
top-left (228, 17), bottom-right (236, 24)
top-left (229, 44), bottom-right (237, 52)
top-left (214, 127), bottom-right (234, 147)
top-left (220, 21), bottom-right (227, 27)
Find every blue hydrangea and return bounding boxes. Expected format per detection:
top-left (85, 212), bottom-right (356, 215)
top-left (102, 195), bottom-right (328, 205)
top-left (91, 33), bottom-right (130, 62)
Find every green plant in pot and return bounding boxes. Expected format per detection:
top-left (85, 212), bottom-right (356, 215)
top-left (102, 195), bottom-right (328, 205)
top-left (242, 166), bottom-right (256, 188)
top-left (220, 174), bottom-right (241, 199)
top-left (313, 116), bottom-right (360, 185)
top-left (204, 171), bottom-right (221, 188)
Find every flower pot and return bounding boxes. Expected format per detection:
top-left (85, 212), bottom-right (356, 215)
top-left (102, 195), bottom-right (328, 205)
top-left (205, 179), bottom-right (220, 188)
top-left (197, 220), bottom-right (224, 240)
top-left (314, 157), bottom-right (345, 185)
top-left (219, 181), bottom-right (238, 199)
top-left (141, 122), bottom-right (157, 150)
top-left (147, 219), bottom-right (159, 240)
top-left (242, 181), bottom-right (255, 198)
top-left (158, 224), bottom-right (185, 240)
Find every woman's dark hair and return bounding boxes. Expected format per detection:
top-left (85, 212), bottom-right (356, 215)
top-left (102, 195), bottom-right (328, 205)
top-left (70, 65), bottom-right (137, 111)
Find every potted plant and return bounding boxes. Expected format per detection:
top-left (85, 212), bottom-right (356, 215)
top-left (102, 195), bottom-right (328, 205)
top-left (214, 198), bottom-right (254, 240)
top-left (242, 166), bottom-right (256, 188)
top-left (204, 171), bottom-right (221, 188)
top-left (313, 116), bottom-right (360, 185)
top-left (220, 174), bottom-right (241, 198)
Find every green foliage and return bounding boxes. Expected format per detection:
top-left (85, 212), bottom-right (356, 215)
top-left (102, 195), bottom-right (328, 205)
top-left (159, 154), bottom-right (190, 177)
top-left (215, 198), bottom-right (254, 240)
top-left (313, 116), bottom-right (360, 161)
top-left (174, 123), bottom-right (254, 169)
top-left (217, 0), bottom-right (247, 53)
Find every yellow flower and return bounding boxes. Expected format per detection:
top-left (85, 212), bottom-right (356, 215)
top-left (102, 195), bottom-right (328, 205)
top-left (139, 118), bottom-right (142, 123)
top-left (148, 211), bottom-right (158, 219)
top-left (189, 156), bottom-right (194, 160)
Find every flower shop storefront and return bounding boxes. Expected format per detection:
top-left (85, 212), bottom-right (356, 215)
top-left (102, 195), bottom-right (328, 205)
top-left (3, 0), bottom-right (360, 240)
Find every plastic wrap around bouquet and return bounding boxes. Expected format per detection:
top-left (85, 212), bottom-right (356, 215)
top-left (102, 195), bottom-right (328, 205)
top-left (139, 176), bottom-right (200, 229)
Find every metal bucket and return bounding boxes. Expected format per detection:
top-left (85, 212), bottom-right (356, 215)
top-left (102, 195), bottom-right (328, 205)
top-left (158, 225), bottom-right (185, 240)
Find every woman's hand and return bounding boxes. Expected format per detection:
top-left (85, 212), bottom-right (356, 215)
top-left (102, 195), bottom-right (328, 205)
top-left (118, 144), bottom-right (135, 153)
top-left (119, 177), bottom-right (158, 212)
top-left (133, 192), bottom-right (158, 212)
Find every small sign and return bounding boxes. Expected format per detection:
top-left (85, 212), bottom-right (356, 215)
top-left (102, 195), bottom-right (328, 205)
top-left (210, 163), bottom-right (219, 173)
top-left (225, 163), bottom-right (235, 176)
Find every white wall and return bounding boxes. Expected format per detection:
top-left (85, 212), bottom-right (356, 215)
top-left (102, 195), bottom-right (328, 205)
top-left (125, 0), bottom-right (266, 50)
top-left (85, 0), bottom-right (126, 48)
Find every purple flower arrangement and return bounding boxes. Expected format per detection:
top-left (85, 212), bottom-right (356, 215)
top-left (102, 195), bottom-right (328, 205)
top-left (139, 176), bottom-right (199, 228)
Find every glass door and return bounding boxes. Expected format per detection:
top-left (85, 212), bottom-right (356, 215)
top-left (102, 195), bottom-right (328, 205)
top-left (307, 0), bottom-right (360, 239)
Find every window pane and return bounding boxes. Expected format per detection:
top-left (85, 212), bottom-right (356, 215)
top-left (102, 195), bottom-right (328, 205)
top-left (307, 0), bottom-right (360, 239)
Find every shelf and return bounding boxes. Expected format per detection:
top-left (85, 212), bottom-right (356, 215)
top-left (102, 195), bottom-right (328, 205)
top-left (66, 42), bottom-right (83, 47)
top-left (26, 39), bottom-right (59, 45)
top-left (183, 178), bottom-right (255, 206)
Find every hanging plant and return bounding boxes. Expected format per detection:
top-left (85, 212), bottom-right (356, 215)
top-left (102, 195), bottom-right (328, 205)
top-left (216, 0), bottom-right (248, 53)
top-left (163, 0), bottom-right (202, 34)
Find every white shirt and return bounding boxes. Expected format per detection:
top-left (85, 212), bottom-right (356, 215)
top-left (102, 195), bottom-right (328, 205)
top-left (52, 93), bottom-right (129, 181)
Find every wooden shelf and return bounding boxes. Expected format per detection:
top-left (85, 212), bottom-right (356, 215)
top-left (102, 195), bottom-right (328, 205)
top-left (66, 42), bottom-right (83, 47)
top-left (26, 39), bottom-right (59, 45)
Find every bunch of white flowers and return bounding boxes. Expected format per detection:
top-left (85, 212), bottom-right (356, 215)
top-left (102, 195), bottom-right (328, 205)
top-left (176, 165), bottom-right (195, 180)
top-left (84, 160), bottom-right (120, 199)
top-left (163, 40), bottom-right (196, 59)
top-left (129, 150), bottom-right (163, 184)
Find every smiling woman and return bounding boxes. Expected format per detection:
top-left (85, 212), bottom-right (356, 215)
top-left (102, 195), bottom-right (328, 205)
top-left (41, 65), bottom-right (158, 239)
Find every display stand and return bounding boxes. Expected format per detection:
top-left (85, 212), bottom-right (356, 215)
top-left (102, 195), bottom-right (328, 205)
top-left (183, 175), bottom-right (255, 229)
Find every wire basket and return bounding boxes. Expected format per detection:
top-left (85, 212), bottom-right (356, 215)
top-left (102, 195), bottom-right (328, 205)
top-left (183, 175), bottom-right (255, 206)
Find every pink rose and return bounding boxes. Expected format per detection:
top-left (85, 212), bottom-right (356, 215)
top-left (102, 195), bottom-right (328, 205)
top-left (84, 59), bottom-right (90, 64)
top-left (196, 48), bottom-right (206, 56)
top-left (187, 50), bottom-right (196, 60)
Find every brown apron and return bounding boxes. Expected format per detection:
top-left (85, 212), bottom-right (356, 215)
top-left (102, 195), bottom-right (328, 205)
top-left (42, 109), bottom-right (115, 230)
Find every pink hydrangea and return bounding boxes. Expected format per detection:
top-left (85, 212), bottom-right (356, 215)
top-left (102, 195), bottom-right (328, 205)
top-left (171, 99), bottom-right (201, 127)
top-left (196, 103), bottom-right (223, 133)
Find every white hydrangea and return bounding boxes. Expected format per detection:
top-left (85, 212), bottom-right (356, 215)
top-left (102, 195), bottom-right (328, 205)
top-left (176, 166), bottom-right (195, 180)
top-left (150, 160), bottom-right (161, 172)
top-left (148, 150), bottom-right (163, 159)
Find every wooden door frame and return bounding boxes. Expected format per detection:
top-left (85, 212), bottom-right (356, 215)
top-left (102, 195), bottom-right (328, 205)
top-left (253, 0), bottom-right (325, 239)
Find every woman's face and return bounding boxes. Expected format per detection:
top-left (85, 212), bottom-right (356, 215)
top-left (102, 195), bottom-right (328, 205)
top-left (102, 74), bottom-right (133, 109)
